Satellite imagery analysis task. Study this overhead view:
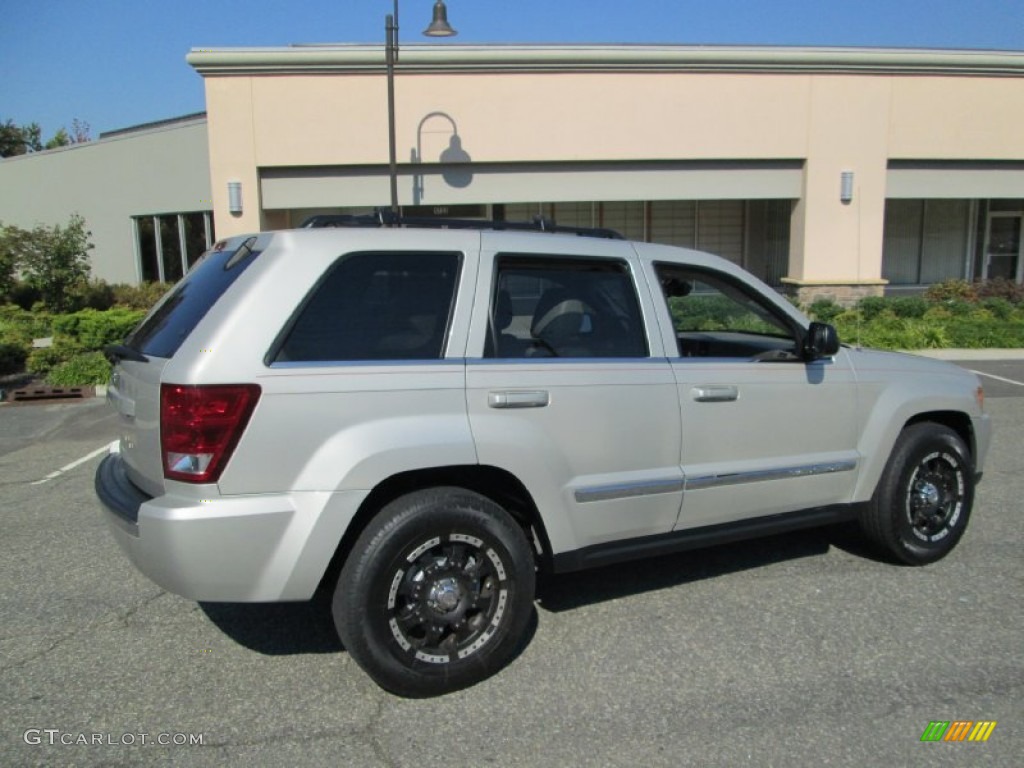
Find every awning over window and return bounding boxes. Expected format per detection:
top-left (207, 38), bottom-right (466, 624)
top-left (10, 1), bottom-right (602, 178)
top-left (887, 162), bottom-right (1024, 199)
top-left (260, 160), bottom-right (804, 210)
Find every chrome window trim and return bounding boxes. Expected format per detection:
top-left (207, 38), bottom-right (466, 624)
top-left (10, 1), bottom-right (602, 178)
top-left (267, 358), bottom-right (467, 370)
top-left (468, 357), bottom-right (670, 366)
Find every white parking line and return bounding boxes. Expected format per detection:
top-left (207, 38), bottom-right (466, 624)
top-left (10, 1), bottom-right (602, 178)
top-left (970, 369), bottom-right (1024, 388)
top-left (31, 444), bottom-right (111, 486)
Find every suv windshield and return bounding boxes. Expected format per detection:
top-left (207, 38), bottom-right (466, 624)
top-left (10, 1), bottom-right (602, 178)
top-left (125, 238), bottom-right (258, 359)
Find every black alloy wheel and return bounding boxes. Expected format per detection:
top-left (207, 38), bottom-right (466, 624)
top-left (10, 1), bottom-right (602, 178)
top-left (332, 487), bottom-right (535, 697)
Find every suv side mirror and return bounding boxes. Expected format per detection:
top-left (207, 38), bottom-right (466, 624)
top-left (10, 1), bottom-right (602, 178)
top-left (804, 321), bottom-right (840, 360)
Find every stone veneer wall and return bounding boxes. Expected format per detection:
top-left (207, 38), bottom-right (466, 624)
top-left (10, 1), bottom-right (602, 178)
top-left (780, 281), bottom-right (887, 308)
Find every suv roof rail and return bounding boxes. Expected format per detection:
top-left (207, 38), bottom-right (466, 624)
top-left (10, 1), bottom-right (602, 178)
top-left (299, 208), bottom-right (623, 240)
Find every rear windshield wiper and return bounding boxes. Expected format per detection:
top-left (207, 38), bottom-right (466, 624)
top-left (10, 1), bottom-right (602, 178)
top-left (104, 344), bottom-right (149, 364)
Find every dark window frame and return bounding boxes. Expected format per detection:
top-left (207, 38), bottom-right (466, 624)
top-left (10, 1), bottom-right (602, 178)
top-left (653, 262), bottom-right (803, 361)
top-left (267, 250), bottom-right (463, 365)
top-left (485, 254), bottom-right (649, 360)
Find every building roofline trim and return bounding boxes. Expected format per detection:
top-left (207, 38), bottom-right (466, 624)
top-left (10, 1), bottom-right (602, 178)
top-left (1, 113), bottom-right (208, 163)
top-left (98, 111), bottom-right (208, 139)
top-left (186, 44), bottom-right (1024, 77)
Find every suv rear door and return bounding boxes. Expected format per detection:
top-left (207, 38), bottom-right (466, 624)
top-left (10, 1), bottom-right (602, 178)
top-left (466, 234), bottom-right (683, 556)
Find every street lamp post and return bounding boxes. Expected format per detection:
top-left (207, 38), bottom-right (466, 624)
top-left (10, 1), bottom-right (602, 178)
top-left (386, 1), bottom-right (456, 221)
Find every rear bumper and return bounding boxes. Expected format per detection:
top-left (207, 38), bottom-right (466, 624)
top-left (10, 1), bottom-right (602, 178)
top-left (94, 453), bottom-right (368, 602)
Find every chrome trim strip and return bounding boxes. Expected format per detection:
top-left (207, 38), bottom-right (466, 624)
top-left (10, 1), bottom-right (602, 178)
top-left (468, 357), bottom-right (668, 366)
top-left (267, 359), bottom-right (465, 370)
top-left (685, 460), bottom-right (857, 490)
top-left (575, 477), bottom-right (684, 503)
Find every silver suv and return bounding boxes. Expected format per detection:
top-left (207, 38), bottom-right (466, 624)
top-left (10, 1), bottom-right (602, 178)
top-left (95, 218), bottom-right (991, 697)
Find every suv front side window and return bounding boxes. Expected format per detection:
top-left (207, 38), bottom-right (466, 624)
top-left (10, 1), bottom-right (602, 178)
top-left (272, 251), bottom-right (461, 363)
top-left (655, 264), bottom-right (800, 360)
top-left (485, 256), bottom-right (648, 359)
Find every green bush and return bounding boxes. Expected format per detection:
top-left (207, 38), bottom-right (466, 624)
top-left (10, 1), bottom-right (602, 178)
top-left (0, 305), bottom-right (52, 348)
top-left (0, 342), bottom-right (27, 375)
top-left (976, 277), bottom-right (1024, 304)
top-left (943, 318), bottom-right (1024, 349)
top-left (7, 281), bottom-right (41, 310)
top-left (980, 297), bottom-right (1014, 320)
top-left (944, 300), bottom-right (975, 316)
top-left (888, 296), bottom-right (929, 319)
top-left (50, 307), bottom-right (145, 351)
top-left (112, 281), bottom-right (172, 310)
top-left (72, 279), bottom-right (116, 311)
top-left (807, 298), bottom-right (842, 323)
top-left (925, 279), bottom-right (977, 303)
top-left (26, 340), bottom-right (83, 376)
top-left (857, 296), bottom-right (888, 321)
top-left (44, 351), bottom-right (111, 386)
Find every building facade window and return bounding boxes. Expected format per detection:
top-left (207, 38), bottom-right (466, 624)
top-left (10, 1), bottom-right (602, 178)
top-left (976, 199), bottom-right (1024, 283)
top-left (500, 199), bottom-right (790, 286)
top-left (882, 199), bottom-right (972, 286)
top-left (134, 211), bottom-right (215, 283)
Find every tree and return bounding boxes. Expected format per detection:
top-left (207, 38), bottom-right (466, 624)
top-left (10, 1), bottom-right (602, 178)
top-left (44, 128), bottom-right (71, 150)
top-left (4, 215), bottom-right (94, 312)
top-left (0, 118), bottom-right (91, 157)
top-left (0, 119), bottom-right (42, 157)
top-left (70, 118), bottom-right (91, 144)
top-left (0, 223), bottom-right (19, 299)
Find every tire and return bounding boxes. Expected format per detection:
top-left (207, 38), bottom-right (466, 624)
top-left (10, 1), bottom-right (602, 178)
top-left (332, 487), bottom-right (536, 697)
top-left (860, 423), bottom-right (974, 565)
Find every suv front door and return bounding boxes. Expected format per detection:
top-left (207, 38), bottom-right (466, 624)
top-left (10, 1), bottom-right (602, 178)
top-left (644, 257), bottom-right (860, 530)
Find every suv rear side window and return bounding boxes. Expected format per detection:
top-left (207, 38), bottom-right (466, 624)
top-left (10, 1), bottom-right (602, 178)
top-left (272, 251), bottom-right (461, 363)
top-left (126, 238), bottom-right (258, 359)
top-left (485, 256), bottom-right (648, 358)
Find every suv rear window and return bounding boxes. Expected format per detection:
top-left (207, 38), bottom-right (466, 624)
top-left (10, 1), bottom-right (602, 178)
top-left (125, 238), bottom-right (259, 359)
top-left (271, 251), bottom-right (461, 363)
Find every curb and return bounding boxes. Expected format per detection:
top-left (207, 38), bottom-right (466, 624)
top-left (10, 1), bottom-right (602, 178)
top-left (904, 349), bottom-right (1024, 361)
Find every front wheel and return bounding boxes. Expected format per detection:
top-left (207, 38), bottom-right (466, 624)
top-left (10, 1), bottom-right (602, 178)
top-left (860, 423), bottom-right (974, 565)
top-left (332, 487), bottom-right (536, 697)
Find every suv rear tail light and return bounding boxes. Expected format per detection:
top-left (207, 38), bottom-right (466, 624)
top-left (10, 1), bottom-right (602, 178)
top-left (160, 384), bottom-right (261, 483)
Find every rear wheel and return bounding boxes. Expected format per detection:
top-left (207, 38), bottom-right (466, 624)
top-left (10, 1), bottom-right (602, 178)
top-left (332, 487), bottom-right (535, 697)
top-left (860, 423), bottom-right (974, 565)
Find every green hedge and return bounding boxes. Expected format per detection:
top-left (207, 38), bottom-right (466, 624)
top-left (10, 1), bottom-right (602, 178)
top-left (0, 342), bottom-right (27, 375)
top-left (0, 305), bottom-right (144, 385)
top-left (808, 279), bottom-right (1024, 350)
top-left (0, 305), bottom-right (52, 347)
top-left (50, 307), bottom-right (145, 350)
top-left (45, 351), bottom-right (111, 387)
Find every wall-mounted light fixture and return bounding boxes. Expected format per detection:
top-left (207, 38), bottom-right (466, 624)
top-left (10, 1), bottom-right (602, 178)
top-left (227, 181), bottom-right (243, 215)
top-left (840, 171), bottom-right (854, 204)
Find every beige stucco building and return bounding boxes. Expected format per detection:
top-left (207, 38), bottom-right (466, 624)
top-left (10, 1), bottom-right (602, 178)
top-left (187, 44), bottom-right (1024, 303)
top-left (3, 45), bottom-right (1023, 299)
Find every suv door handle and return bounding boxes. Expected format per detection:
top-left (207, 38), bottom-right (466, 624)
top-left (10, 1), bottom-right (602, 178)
top-left (488, 390), bottom-right (550, 409)
top-left (691, 385), bottom-right (738, 402)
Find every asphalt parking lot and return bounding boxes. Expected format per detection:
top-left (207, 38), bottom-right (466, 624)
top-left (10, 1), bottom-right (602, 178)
top-left (1, 358), bottom-right (1021, 767)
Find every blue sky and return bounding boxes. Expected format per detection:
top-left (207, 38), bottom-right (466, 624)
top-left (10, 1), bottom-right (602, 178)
top-left (2, 0), bottom-right (1022, 138)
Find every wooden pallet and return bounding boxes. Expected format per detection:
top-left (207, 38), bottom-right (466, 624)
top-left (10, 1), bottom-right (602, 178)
top-left (7, 385), bottom-right (95, 402)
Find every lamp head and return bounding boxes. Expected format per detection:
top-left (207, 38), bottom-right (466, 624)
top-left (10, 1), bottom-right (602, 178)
top-left (423, 1), bottom-right (457, 37)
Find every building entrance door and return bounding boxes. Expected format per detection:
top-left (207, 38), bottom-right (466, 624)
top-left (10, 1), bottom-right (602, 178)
top-left (983, 212), bottom-right (1024, 282)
